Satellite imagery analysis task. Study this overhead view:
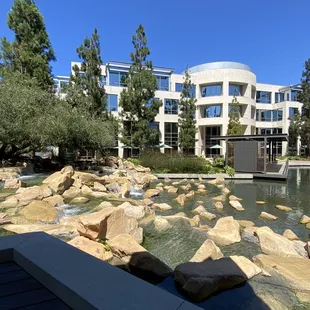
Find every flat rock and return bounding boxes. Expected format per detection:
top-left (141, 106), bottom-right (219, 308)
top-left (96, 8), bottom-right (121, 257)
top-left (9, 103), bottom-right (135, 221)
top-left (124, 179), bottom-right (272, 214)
top-left (256, 201), bottom-right (265, 205)
top-left (81, 185), bottom-right (93, 196)
top-left (43, 195), bottom-right (64, 207)
top-left (199, 211), bottom-right (216, 221)
top-left (175, 194), bottom-right (186, 206)
top-left (215, 201), bottom-right (223, 210)
top-left (255, 226), bottom-right (307, 258)
top-left (90, 191), bottom-right (108, 199)
top-left (260, 211), bottom-right (277, 220)
top-left (229, 200), bottom-right (244, 211)
top-left (68, 236), bottom-right (113, 261)
top-left (283, 229), bottom-right (299, 241)
top-left (154, 217), bottom-right (172, 232)
top-left (222, 187), bottom-right (230, 195)
top-left (4, 179), bottom-right (25, 189)
top-left (212, 195), bottom-right (226, 203)
top-left (152, 203), bottom-right (172, 211)
top-left (185, 190), bottom-right (195, 198)
top-left (238, 220), bottom-right (255, 228)
top-left (144, 189), bottom-right (160, 199)
top-left (20, 200), bottom-right (57, 223)
top-left (229, 195), bottom-right (242, 201)
top-left (300, 215), bottom-right (310, 224)
top-left (93, 182), bottom-right (107, 192)
top-left (62, 187), bottom-right (80, 200)
top-left (197, 184), bottom-right (206, 190)
top-left (275, 205), bottom-right (292, 212)
top-left (44, 166), bottom-right (74, 194)
top-left (118, 202), bottom-right (145, 220)
top-left (192, 205), bottom-right (206, 215)
top-left (14, 186), bottom-right (44, 206)
top-left (207, 216), bottom-right (241, 246)
top-left (70, 197), bottom-right (89, 204)
top-left (189, 239), bottom-right (223, 262)
top-left (167, 187), bottom-right (178, 194)
top-left (174, 255), bottom-right (261, 302)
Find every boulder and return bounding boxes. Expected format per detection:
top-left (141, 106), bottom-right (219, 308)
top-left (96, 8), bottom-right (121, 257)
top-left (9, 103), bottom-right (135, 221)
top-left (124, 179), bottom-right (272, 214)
top-left (191, 215), bottom-right (200, 227)
top-left (253, 254), bottom-right (310, 293)
top-left (229, 200), bottom-right (244, 211)
top-left (144, 189), bottom-right (160, 199)
top-left (62, 187), bottom-right (80, 200)
top-left (174, 256), bottom-right (261, 302)
top-left (118, 202), bottom-right (145, 220)
top-left (154, 217), bottom-right (172, 232)
top-left (81, 185), bottom-right (93, 196)
top-left (256, 201), bottom-right (265, 205)
top-left (97, 201), bottom-right (114, 209)
top-left (208, 177), bottom-right (225, 185)
top-left (93, 182), bottom-right (107, 192)
top-left (197, 184), bottom-right (206, 190)
top-left (222, 187), bottom-right (230, 195)
top-left (106, 182), bottom-right (120, 193)
top-left (260, 212), bottom-right (277, 220)
top-left (212, 195), bottom-right (226, 203)
top-left (162, 214), bottom-right (196, 228)
top-left (229, 195), bottom-right (242, 201)
top-left (89, 192), bottom-right (108, 199)
top-left (199, 211), bottom-right (216, 221)
top-left (189, 239), bottom-right (223, 262)
top-left (156, 186), bottom-right (164, 192)
top-left (196, 189), bottom-right (207, 194)
top-left (185, 190), bottom-right (195, 198)
top-left (72, 171), bottom-right (101, 185)
top-left (306, 242), bottom-right (310, 258)
top-left (68, 236), bottom-right (113, 262)
top-left (207, 216), bottom-right (241, 246)
top-left (43, 195), bottom-right (64, 207)
top-left (175, 194), bottom-right (186, 206)
top-left (167, 187), bottom-right (178, 194)
top-left (199, 224), bottom-right (211, 231)
top-left (143, 199), bottom-right (154, 207)
top-left (152, 203), bottom-right (172, 211)
top-left (98, 208), bottom-right (141, 243)
top-left (120, 182), bottom-right (131, 198)
top-left (307, 223), bottom-right (310, 230)
top-left (20, 200), bottom-right (57, 223)
top-left (192, 205), bottom-right (206, 215)
top-left (283, 229), bottom-right (299, 241)
top-left (300, 215), bottom-right (310, 224)
top-left (44, 167), bottom-right (74, 194)
top-left (4, 179), bottom-right (25, 189)
top-left (275, 205), bottom-right (292, 212)
top-left (215, 201), bottom-right (224, 210)
top-left (255, 226), bottom-right (307, 258)
top-left (238, 220), bottom-right (255, 228)
top-left (0, 196), bottom-right (18, 208)
top-left (242, 226), bottom-right (259, 244)
top-left (107, 234), bottom-right (172, 284)
top-left (70, 197), bottom-right (89, 204)
top-left (14, 186), bottom-right (44, 206)
top-left (40, 185), bottom-right (53, 198)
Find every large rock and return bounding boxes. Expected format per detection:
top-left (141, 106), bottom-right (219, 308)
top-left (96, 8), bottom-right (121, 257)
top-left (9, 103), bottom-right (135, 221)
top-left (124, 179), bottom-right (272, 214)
top-left (77, 207), bottom-right (117, 240)
top-left (192, 205), bottom-right (206, 215)
top-left (222, 187), bottom-right (230, 195)
top-left (229, 200), bottom-right (244, 211)
top-left (44, 166), bottom-right (74, 194)
top-left (43, 195), bottom-right (64, 207)
top-left (70, 197), bottom-right (89, 204)
top-left (167, 187), bottom-right (178, 194)
top-left (72, 171), bottom-right (101, 185)
top-left (62, 187), bottom-right (80, 200)
top-left (118, 202), bottom-right (145, 220)
top-left (68, 236), bottom-right (113, 261)
top-left (174, 255), bottom-right (261, 301)
top-left (208, 177), bottom-right (225, 185)
top-left (253, 254), bottom-right (310, 293)
top-left (144, 189), bottom-right (160, 199)
top-left (14, 186), bottom-right (44, 206)
top-left (238, 220), bottom-right (255, 228)
top-left (93, 182), bottom-right (107, 192)
top-left (81, 185), bottom-right (93, 196)
top-left (215, 201), bottom-right (223, 210)
top-left (199, 211), bottom-right (216, 221)
top-left (300, 215), bottom-right (310, 224)
top-left (120, 182), bottom-right (131, 198)
top-left (255, 226), bottom-right (307, 258)
top-left (212, 195), bottom-right (226, 203)
top-left (175, 194), bottom-right (186, 206)
top-left (98, 208), bottom-right (141, 243)
top-left (207, 216), bottom-right (241, 246)
top-left (229, 195), bottom-right (242, 201)
top-left (283, 229), bottom-right (299, 241)
top-left (4, 179), bottom-right (25, 189)
top-left (107, 234), bottom-right (172, 284)
top-left (242, 226), bottom-right (259, 244)
top-left (275, 205), bottom-right (292, 212)
top-left (152, 203), bottom-right (172, 211)
top-left (20, 200), bottom-right (57, 223)
top-left (186, 190), bottom-right (195, 198)
top-left (154, 217), bottom-right (172, 232)
top-left (260, 212), bottom-right (277, 220)
top-left (0, 196), bottom-right (18, 208)
top-left (189, 239), bottom-right (223, 262)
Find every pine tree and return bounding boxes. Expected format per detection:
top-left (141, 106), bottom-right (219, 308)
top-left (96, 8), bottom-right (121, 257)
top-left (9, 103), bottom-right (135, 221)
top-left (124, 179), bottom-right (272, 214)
top-left (119, 24), bottom-right (161, 150)
top-left (0, 0), bottom-right (55, 91)
top-left (227, 94), bottom-right (243, 136)
top-left (299, 59), bottom-right (310, 156)
top-left (178, 67), bottom-right (197, 154)
top-left (288, 110), bottom-right (302, 154)
top-left (69, 28), bottom-right (107, 117)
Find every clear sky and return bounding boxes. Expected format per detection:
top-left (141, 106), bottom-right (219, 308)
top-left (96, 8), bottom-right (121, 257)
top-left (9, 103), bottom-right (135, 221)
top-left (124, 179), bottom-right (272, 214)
top-left (0, 0), bottom-right (309, 85)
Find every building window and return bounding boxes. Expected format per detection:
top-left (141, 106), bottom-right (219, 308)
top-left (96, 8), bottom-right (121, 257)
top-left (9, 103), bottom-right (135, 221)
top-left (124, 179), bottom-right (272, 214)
top-left (256, 91), bottom-right (271, 103)
top-left (291, 90), bottom-right (301, 101)
top-left (164, 122), bottom-right (178, 149)
top-left (229, 84), bottom-right (242, 96)
top-left (205, 126), bottom-right (221, 157)
top-left (156, 76), bottom-right (169, 91)
top-left (289, 107), bottom-right (299, 119)
top-left (275, 92), bottom-right (284, 103)
top-left (164, 99), bottom-right (178, 114)
top-left (109, 71), bottom-right (128, 87)
top-left (201, 84), bottom-right (222, 97)
top-left (256, 109), bottom-right (283, 122)
top-left (261, 110), bottom-right (272, 122)
top-left (251, 86), bottom-right (256, 100)
top-left (175, 83), bottom-right (196, 98)
top-left (203, 105), bottom-right (222, 118)
top-left (59, 81), bottom-right (69, 93)
top-left (272, 109), bottom-right (283, 121)
top-left (107, 94), bottom-right (118, 112)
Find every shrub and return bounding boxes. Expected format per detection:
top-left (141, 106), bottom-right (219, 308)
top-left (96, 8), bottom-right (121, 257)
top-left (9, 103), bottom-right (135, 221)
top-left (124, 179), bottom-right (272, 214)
top-left (224, 166), bottom-right (235, 177)
top-left (214, 157), bottom-right (225, 167)
top-left (127, 158), bottom-right (141, 166)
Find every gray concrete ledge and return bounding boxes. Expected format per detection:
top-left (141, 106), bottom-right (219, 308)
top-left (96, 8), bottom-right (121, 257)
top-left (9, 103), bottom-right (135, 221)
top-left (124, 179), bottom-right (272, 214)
top-left (289, 160), bottom-right (310, 167)
top-left (0, 233), bottom-right (201, 310)
top-left (155, 173), bottom-right (253, 180)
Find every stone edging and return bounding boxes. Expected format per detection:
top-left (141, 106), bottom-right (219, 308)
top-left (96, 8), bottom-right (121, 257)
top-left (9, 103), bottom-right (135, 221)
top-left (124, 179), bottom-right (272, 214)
top-left (154, 173), bottom-right (253, 180)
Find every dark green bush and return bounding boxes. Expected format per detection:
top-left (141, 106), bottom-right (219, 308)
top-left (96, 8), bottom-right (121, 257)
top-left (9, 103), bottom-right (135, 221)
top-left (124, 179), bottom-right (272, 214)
top-left (214, 157), bottom-right (225, 167)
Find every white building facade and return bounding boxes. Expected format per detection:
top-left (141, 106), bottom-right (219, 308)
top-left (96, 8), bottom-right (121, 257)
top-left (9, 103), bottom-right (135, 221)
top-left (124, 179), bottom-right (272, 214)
top-left (54, 61), bottom-right (302, 158)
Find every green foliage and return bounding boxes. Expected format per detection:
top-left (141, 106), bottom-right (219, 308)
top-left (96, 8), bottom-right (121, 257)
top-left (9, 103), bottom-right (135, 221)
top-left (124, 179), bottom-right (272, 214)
top-left (227, 95), bottom-right (243, 136)
top-left (288, 110), bottom-right (302, 151)
top-left (127, 158), bottom-right (141, 166)
top-left (0, 72), bottom-right (114, 159)
top-left (138, 152), bottom-right (211, 174)
top-left (178, 66), bottom-right (197, 154)
top-left (69, 28), bottom-right (107, 117)
top-left (0, 0), bottom-right (55, 91)
top-left (214, 157), bottom-right (225, 167)
top-left (224, 166), bottom-right (235, 177)
top-left (119, 25), bottom-right (162, 149)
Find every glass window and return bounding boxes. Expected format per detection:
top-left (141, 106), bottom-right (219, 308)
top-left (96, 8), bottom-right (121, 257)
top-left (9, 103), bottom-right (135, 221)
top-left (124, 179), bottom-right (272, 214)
top-left (205, 126), bottom-right (221, 157)
top-left (261, 110), bottom-right (272, 122)
top-left (109, 71), bottom-right (127, 86)
top-left (256, 91), bottom-right (271, 103)
top-left (272, 110), bottom-right (283, 121)
top-left (156, 76), bottom-right (169, 91)
top-left (201, 84), bottom-right (222, 97)
top-left (175, 83), bottom-right (196, 98)
top-left (229, 84), bottom-right (242, 96)
top-left (59, 81), bottom-right (69, 93)
top-left (164, 122), bottom-right (178, 149)
top-left (203, 105), bottom-right (221, 118)
top-left (275, 92), bottom-right (284, 103)
top-left (164, 99), bottom-right (178, 114)
top-left (291, 90), bottom-right (301, 101)
top-left (107, 94), bottom-right (118, 112)
top-left (289, 107), bottom-right (299, 118)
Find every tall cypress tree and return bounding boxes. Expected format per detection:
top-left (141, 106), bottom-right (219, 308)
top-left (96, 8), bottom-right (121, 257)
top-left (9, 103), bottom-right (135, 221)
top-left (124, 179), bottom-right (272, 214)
top-left (299, 59), bottom-right (310, 156)
top-left (0, 0), bottom-right (55, 91)
top-left (69, 28), bottom-right (107, 117)
top-left (119, 24), bottom-right (161, 150)
top-left (227, 95), bottom-right (243, 136)
top-left (178, 67), bottom-right (197, 154)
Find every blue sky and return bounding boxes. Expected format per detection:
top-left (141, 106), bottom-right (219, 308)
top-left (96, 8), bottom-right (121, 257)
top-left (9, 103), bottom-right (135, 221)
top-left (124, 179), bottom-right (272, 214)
top-left (0, 0), bottom-right (309, 85)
